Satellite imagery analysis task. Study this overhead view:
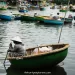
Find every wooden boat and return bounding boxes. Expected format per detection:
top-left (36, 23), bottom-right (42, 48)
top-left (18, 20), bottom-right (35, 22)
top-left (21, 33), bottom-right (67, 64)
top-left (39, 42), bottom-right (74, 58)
top-left (70, 9), bottom-right (75, 12)
top-left (60, 6), bottom-right (67, 12)
top-left (0, 11), bottom-right (15, 21)
top-left (0, 7), bottom-right (7, 10)
top-left (7, 6), bottom-right (17, 10)
top-left (35, 16), bottom-right (44, 22)
top-left (15, 14), bottom-right (44, 21)
top-left (21, 15), bottom-right (44, 21)
top-left (43, 19), bottom-right (63, 25)
top-left (7, 43), bottom-right (69, 69)
top-left (21, 15), bottom-right (36, 21)
top-left (17, 1), bottom-right (28, 13)
top-left (74, 16), bottom-right (75, 20)
top-left (18, 6), bottom-right (28, 13)
top-left (37, 16), bottom-right (64, 25)
top-left (61, 18), bottom-right (73, 24)
top-left (31, 5), bottom-right (39, 10)
top-left (0, 15), bottom-right (14, 21)
top-left (40, 7), bottom-right (45, 11)
top-left (70, 5), bottom-right (75, 12)
top-left (60, 9), bottom-right (67, 12)
top-left (0, 1), bottom-right (7, 10)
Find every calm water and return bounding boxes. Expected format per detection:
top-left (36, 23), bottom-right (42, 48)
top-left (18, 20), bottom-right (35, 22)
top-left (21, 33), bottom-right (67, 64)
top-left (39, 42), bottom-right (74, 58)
top-left (0, 6), bottom-right (75, 75)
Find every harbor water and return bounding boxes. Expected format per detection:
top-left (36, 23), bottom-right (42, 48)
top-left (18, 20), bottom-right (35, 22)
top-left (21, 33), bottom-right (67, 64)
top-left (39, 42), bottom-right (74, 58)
top-left (0, 6), bottom-right (75, 75)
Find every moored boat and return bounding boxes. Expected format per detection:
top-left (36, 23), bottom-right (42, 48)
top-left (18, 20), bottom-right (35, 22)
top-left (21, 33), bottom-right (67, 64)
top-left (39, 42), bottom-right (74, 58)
top-left (60, 9), bottom-right (67, 12)
top-left (35, 16), bottom-right (44, 22)
top-left (35, 16), bottom-right (64, 25)
top-left (7, 6), bottom-right (17, 10)
top-left (60, 6), bottom-right (67, 12)
top-left (0, 11), bottom-right (15, 21)
top-left (40, 7), bottom-right (45, 11)
top-left (0, 15), bottom-right (13, 21)
top-left (70, 9), bottom-right (75, 12)
top-left (61, 18), bottom-right (73, 24)
top-left (18, 6), bottom-right (28, 13)
top-left (7, 43), bottom-right (69, 69)
top-left (43, 19), bottom-right (63, 25)
top-left (0, 1), bottom-right (7, 10)
top-left (20, 14), bottom-right (44, 21)
top-left (14, 14), bottom-right (44, 21)
top-left (21, 15), bottom-right (36, 21)
top-left (70, 5), bottom-right (75, 12)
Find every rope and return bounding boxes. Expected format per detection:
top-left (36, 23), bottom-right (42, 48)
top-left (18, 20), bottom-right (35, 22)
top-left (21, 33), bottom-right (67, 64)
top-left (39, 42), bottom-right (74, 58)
top-left (58, 0), bottom-right (70, 43)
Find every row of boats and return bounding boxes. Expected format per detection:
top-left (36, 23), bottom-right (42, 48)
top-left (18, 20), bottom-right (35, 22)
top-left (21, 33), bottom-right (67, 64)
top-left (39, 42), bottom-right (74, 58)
top-left (0, 1), bottom-right (74, 25)
top-left (0, 12), bottom-right (73, 25)
top-left (50, 4), bottom-right (75, 12)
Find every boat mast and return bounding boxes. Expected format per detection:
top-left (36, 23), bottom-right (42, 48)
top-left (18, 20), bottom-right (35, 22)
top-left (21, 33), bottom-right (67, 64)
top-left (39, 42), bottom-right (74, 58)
top-left (58, 0), bottom-right (70, 43)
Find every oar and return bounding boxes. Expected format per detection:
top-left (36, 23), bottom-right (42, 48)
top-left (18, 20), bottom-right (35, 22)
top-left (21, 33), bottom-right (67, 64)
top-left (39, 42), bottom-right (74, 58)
top-left (3, 50), bottom-right (8, 67)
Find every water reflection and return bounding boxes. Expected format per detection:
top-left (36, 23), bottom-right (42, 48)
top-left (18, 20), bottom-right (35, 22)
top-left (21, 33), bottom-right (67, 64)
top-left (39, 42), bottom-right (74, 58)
top-left (6, 65), bottom-right (67, 75)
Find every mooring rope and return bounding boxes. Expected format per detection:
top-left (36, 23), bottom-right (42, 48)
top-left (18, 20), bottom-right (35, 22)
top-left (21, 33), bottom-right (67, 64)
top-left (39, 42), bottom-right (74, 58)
top-left (58, 0), bottom-right (70, 43)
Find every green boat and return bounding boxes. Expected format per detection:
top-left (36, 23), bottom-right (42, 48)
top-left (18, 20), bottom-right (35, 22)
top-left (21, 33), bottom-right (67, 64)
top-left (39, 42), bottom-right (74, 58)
top-left (21, 15), bottom-right (37, 21)
top-left (35, 16), bottom-right (44, 22)
top-left (20, 15), bottom-right (44, 22)
top-left (0, 1), bottom-right (7, 10)
top-left (7, 43), bottom-right (69, 69)
top-left (60, 10), bottom-right (67, 12)
top-left (0, 7), bottom-right (7, 10)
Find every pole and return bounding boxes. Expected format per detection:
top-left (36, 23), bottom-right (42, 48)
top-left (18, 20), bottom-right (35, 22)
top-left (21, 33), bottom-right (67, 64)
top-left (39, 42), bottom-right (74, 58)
top-left (3, 50), bottom-right (8, 67)
top-left (58, 0), bottom-right (70, 43)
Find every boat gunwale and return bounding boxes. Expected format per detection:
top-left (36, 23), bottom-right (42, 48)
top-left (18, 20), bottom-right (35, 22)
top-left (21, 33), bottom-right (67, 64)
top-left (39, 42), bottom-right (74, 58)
top-left (7, 43), bottom-right (69, 59)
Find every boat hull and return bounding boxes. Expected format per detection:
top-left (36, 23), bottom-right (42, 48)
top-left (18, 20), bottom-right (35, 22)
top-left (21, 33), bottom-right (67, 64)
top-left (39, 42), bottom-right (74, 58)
top-left (19, 15), bottom-right (44, 22)
top-left (60, 10), bottom-right (67, 12)
top-left (61, 18), bottom-right (73, 23)
top-left (40, 7), bottom-right (45, 11)
top-left (0, 15), bottom-right (13, 21)
top-left (21, 16), bottom-right (37, 21)
top-left (44, 19), bottom-right (63, 25)
top-left (19, 10), bottom-right (28, 13)
top-left (8, 48), bottom-right (68, 69)
top-left (35, 16), bottom-right (44, 22)
top-left (70, 9), bottom-right (75, 12)
top-left (0, 8), bottom-right (7, 10)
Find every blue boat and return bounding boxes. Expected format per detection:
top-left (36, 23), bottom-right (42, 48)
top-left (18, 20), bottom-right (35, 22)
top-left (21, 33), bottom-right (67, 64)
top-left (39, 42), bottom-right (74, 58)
top-left (44, 19), bottom-right (64, 25)
top-left (0, 15), bottom-right (14, 21)
top-left (19, 10), bottom-right (28, 13)
top-left (0, 11), bottom-right (15, 21)
top-left (18, 5), bottom-right (28, 13)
